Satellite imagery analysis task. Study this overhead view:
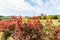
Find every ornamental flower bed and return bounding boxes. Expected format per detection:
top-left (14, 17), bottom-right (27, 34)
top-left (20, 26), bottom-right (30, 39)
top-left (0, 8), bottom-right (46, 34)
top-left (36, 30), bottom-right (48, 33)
top-left (0, 16), bottom-right (60, 40)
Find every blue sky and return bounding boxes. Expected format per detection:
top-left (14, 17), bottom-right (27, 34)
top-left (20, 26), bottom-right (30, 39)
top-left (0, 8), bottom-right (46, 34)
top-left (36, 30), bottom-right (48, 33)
top-left (0, 0), bottom-right (60, 16)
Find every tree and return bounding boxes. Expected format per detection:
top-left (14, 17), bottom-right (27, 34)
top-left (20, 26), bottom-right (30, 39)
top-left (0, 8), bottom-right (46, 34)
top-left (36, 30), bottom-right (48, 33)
top-left (46, 15), bottom-right (53, 19)
top-left (52, 15), bottom-right (57, 19)
top-left (0, 15), bottom-right (2, 20)
top-left (57, 15), bottom-right (60, 19)
top-left (41, 15), bottom-right (46, 19)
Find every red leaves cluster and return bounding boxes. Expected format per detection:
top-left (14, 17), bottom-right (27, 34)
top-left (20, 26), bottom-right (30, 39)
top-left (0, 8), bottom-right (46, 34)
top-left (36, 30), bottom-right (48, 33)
top-left (0, 16), bottom-right (60, 40)
top-left (58, 19), bottom-right (60, 22)
top-left (45, 19), bottom-right (52, 26)
top-left (27, 16), bottom-right (38, 25)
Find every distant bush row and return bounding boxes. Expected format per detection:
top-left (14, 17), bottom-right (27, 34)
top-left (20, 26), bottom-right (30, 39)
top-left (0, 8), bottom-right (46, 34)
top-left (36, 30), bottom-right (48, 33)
top-left (0, 16), bottom-right (10, 20)
top-left (38, 15), bottom-right (60, 19)
top-left (0, 15), bottom-right (60, 20)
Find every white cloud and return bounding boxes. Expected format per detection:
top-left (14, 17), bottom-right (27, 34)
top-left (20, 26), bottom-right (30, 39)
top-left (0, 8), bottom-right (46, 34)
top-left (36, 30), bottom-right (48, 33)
top-left (0, 0), bottom-right (60, 16)
top-left (55, 5), bottom-right (60, 10)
